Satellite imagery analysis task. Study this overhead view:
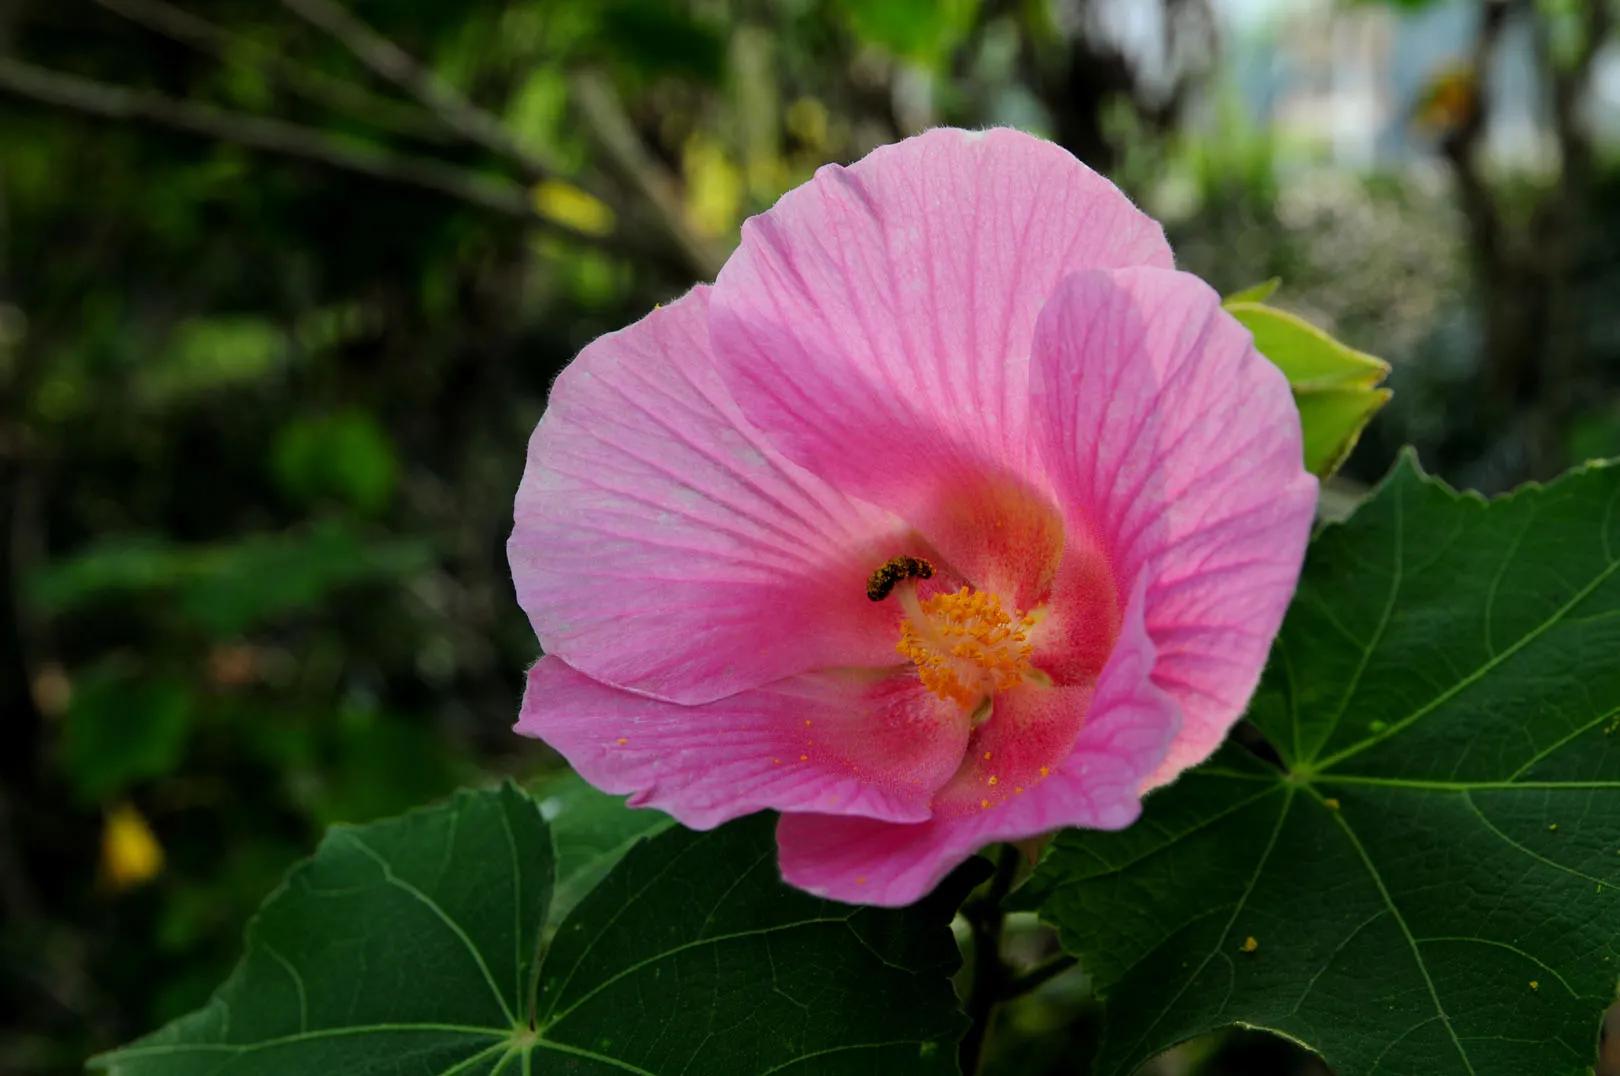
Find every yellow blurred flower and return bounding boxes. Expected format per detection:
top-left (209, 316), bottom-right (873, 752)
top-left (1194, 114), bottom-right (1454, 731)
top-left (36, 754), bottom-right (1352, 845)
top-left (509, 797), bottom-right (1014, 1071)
top-left (102, 802), bottom-right (163, 891)
top-left (682, 135), bottom-right (745, 239)
top-left (785, 97), bottom-right (830, 152)
top-left (1414, 65), bottom-right (1479, 134)
top-left (531, 180), bottom-right (616, 238)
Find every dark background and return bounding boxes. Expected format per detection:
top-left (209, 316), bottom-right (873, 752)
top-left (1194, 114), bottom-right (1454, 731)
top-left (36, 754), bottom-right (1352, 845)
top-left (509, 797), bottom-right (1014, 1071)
top-left (3, 0), bottom-right (1617, 1072)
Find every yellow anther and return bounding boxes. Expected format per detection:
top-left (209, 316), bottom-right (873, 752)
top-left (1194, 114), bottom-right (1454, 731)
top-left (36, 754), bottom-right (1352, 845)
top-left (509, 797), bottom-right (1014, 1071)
top-left (895, 585), bottom-right (1036, 707)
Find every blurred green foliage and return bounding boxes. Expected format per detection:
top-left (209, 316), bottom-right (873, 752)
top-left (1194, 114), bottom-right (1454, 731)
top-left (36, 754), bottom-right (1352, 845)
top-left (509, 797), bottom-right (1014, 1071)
top-left (840, 0), bottom-right (982, 66)
top-left (271, 410), bottom-right (399, 513)
top-left (31, 523), bottom-right (429, 635)
top-left (61, 666), bottom-right (194, 807)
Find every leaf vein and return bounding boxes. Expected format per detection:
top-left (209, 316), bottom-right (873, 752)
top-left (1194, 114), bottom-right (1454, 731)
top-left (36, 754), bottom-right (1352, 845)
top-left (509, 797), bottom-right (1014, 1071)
top-left (1318, 549), bottom-right (1620, 772)
top-left (1111, 788), bottom-right (1294, 1069)
top-left (339, 832), bottom-right (518, 1027)
top-left (1323, 791), bottom-right (1475, 1075)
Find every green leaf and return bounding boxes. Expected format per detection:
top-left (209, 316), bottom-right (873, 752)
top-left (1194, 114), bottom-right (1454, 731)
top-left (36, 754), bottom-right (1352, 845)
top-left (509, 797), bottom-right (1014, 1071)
top-left (95, 786), bottom-right (978, 1075)
top-left (529, 768), bottom-right (672, 925)
top-left (1021, 452), bottom-right (1620, 1076)
top-left (1226, 302), bottom-right (1387, 389)
top-left (532, 813), bottom-right (978, 1074)
top-left (1294, 385), bottom-right (1394, 480)
top-left (92, 785), bottom-right (548, 1076)
top-left (1225, 299), bottom-right (1392, 477)
top-left (1223, 278), bottom-right (1281, 305)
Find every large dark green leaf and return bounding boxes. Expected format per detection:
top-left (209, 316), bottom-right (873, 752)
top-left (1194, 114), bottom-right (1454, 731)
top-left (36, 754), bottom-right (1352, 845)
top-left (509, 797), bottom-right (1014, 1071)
top-left (91, 785), bottom-right (549, 1075)
top-left (1021, 452), bottom-right (1620, 1076)
top-left (94, 785), bottom-right (977, 1075)
top-left (531, 813), bottom-right (977, 1075)
top-left (529, 768), bottom-right (672, 925)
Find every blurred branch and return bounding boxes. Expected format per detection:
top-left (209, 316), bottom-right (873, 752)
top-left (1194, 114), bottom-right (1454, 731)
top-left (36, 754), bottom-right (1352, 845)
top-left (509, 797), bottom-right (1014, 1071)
top-left (1435, 0), bottom-right (1614, 476)
top-left (1538, 0), bottom-right (1612, 186)
top-left (93, 0), bottom-right (450, 143)
top-left (571, 70), bottom-right (726, 280)
top-left (1438, 0), bottom-right (1512, 273)
top-left (276, 0), bottom-right (556, 182)
top-left (1028, 0), bottom-right (1215, 171)
top-left (273, 0), bottom-right (719, 279)
top-left (1521, 0), bottom-right (1614, 472)
top-left (0, 58), bottom-right (639, 253)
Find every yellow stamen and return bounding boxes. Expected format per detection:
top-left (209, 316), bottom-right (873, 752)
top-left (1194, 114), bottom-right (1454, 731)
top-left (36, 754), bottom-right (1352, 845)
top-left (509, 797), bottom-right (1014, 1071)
top-left (895, 584), bottom-right (1036, 707)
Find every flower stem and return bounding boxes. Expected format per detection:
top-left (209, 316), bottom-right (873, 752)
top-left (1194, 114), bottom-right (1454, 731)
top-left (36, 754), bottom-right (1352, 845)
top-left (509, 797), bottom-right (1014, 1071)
top-left (1000, 952), bottom-right (1078, 1000)
top-left (958, 845), bottom-right (1021, 1076)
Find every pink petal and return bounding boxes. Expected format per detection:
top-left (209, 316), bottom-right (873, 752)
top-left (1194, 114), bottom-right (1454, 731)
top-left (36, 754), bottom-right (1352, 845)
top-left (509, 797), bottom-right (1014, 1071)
top-left (908, 472), bottom-right (1068, 616)
top-left (1031, 535), bottom-right (1122, 688)
top-left (509, 286), bottom-right (914, 705)
top-left (777, 584), bottom-right (1177, 906)
top-left (1028, 268), bottom-right (1317, 790)
top-left (520, 657), bottom-right (973, 830)
top-left (708, 127), bottom-right (1172, 523)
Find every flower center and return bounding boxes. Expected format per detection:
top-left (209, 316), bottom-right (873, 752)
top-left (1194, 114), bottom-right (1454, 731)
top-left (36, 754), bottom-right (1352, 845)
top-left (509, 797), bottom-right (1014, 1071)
top-left (895, 584), bottom-right (1037, 709)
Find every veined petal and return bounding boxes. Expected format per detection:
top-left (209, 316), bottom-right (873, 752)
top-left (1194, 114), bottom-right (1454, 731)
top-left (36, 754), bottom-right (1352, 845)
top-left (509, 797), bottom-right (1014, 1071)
top-left (509, 287), bottom-right (909, 704)
top-left (520, 657), bottom-right (971, 830)
top-left (709, 127), bottom-right (1172, 519)
top-left (776, 585), bottom-right (1177, 906)
top-left (1029, 268), bottom-right (1317, 789)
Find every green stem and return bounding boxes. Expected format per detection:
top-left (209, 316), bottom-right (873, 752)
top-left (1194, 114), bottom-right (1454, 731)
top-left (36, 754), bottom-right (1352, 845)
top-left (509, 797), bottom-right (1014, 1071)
top-left (958, 846), bottom-right (1020, 1076)
top-left (1000, 953), bottom-right (1078, 1000)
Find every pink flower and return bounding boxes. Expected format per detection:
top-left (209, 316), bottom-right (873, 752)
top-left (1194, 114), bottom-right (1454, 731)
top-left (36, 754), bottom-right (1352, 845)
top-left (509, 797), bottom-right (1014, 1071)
top-left (510, 128), bottom-right (1316, 906)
